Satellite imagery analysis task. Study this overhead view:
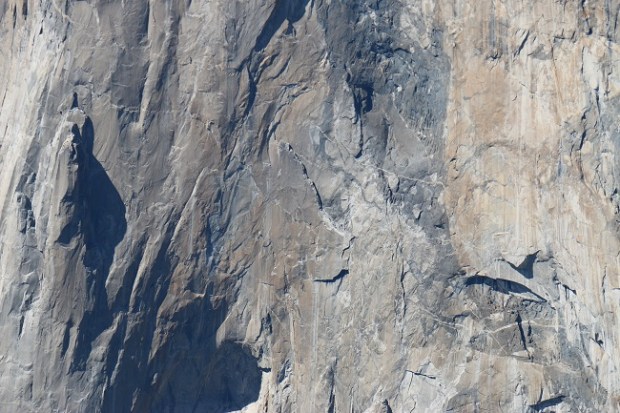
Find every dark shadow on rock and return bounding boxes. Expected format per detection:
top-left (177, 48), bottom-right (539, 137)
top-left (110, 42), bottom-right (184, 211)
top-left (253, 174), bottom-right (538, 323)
top-left (465, 275), bottom-right (546, 302)
top-left (202, 341), bottom-right (263, 412)
top-left (67, 113), bottom-right (128, 370)
top-left (506, 251), bottom-right (539, 279)
top-left (254, 0), bottom-right (311, 52)
top-left (529, 395), bottom-right (565, 412)
top-left (81, 116), bottom-right (127, 262)
top-left (106, 285), bottom-right (262, 413)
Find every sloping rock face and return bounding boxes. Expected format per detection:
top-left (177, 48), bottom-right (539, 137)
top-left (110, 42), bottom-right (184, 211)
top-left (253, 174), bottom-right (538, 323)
top-left (1, 0), bottom-right (620, 412)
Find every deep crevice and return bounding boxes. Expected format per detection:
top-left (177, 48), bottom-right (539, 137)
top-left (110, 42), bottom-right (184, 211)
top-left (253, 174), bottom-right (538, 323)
top-left (243, 66), bottom-right (258, 118)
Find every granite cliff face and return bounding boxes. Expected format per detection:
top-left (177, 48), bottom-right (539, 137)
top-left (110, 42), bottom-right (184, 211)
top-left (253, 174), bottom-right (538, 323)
top-left (1, 0), bottom-right (620, 412)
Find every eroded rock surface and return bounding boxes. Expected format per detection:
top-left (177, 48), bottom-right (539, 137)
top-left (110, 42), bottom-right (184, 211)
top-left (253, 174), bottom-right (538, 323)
top-left (1, 0), bottom-right (620, 412)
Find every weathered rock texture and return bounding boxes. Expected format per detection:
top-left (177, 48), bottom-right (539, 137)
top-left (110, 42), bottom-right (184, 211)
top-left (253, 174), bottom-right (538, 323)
top-left (1, 0), bottom-right (620, 412)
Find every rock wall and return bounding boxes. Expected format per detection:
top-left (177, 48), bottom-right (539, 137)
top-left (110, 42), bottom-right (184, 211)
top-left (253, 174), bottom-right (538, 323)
top-left (0, 0), bottom-right (619, 412)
